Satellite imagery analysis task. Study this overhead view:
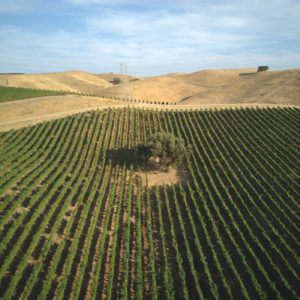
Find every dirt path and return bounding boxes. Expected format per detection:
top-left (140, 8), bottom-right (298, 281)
top-left (0, 94), bottom-right (298, 131)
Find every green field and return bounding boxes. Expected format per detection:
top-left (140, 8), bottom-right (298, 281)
top-left (0, 86), bottom-right (67, 102)
top-left (0, 107), bottom-right (299, 299)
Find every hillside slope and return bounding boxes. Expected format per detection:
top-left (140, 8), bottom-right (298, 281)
top-left (0, 68), bottom-right (299, 105)
top-left (96, 73), bottom-right (140, 83)
top-left (179, 68), bottom-right (300, 105)
top-left (0, 71), bottom-right (112, 93)
top-left (98, 75), bottom-right (204, 103)
top-left (97, 68), bottom-right (300, 105)
top-left (0, 108), bottom-right (299, 299)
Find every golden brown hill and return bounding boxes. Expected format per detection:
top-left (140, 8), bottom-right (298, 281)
top-left (98, 75), bottom-right (203, 103)
top-left (0, 71), bottom-right (112, 93)
top-left (0, 68), bottom-right (299, 106)
top-left (96, 73), bottom-right (140, 84)
top-left (97, 68), bottom-right (300, 105)
top-left (178, 68), bottom-right (300, 105)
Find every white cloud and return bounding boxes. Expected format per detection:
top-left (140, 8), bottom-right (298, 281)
top-left (0, 0), bottom-right (299, 74)
top-left (86, 11), bottom-right (249, 41)
top-left (1, 23), bottom-right (299, 75)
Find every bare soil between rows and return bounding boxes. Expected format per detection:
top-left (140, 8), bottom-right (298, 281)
top-left (138, 164), bottom-right (189, 188)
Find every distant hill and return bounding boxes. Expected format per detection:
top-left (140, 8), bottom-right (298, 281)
top-left (97, 75), bottom-right (204, 103)
top-left (0, 68), bottom-right (299, 106)
top-left (0, 71), bottom-right (112, 93)
top-left (96, 68), bottom-right (300, 105)
top-left (96, 73), bottom-right (140, 84)
top-left (178, 68), bottom-right (300, 106)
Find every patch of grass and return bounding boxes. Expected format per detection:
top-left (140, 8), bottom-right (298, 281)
top-left (0, 86), bottom-right (68, 102)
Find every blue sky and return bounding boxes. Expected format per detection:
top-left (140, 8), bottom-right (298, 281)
top-left (0, 0), bottom-right (300, 75)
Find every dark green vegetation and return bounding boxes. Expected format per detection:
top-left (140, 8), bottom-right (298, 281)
top-left (0, 107), bottom-right (299, 299)
top-left (0, 86), bottom-right (67, 102)
top-left (137, 131), bottom-right (191, 171)
top-left (0, 85), bottom-right (176, 105)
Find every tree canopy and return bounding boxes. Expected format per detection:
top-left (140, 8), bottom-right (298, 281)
top-left (137, 131), bottom-right (192, 171)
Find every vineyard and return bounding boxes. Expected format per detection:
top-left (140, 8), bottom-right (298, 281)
top-left (0, 107), bottom-right (299, 299)
top-left (0, 86), bottom-right (67, 102)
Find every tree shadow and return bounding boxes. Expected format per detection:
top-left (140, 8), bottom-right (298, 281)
top-left (105, 147), bottom-right (190, 188)
top-left (106, 147), bottom-right (161, 172)
top-left (106, 147), bottom-right (137, 167)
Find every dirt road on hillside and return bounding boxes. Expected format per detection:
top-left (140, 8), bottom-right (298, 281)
top-left (0, 94), bottom-right (298, 131)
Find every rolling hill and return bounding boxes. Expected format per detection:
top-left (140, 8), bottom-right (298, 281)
top-left (97, 75), bottom-right (204, 103)
top-left (98, 68), bottom-right (300, 105)
top-left (0, 68), bottom-right (299, 106)
top-left (0, 67), bottom-right (299, 299)
top-left (96, 73), bottom-right (140, 84)
top-left (0, 71), bottom-right (112, 94)
top-left (178, 68), bottom-right (300, 105)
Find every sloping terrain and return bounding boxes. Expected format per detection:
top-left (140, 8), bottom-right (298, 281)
top-left (0, 108), bottom-right (299, 299)
top-left (179, 68), bottom-right (300, 105)
top-left (0, 86), bottom-right (67, 103)
top-left (0, 71), bottom-right (112, 93)
top-left (0, 68), bottom-right (299, 131)
top-left (0, 95), bottom-right (293, 131)
top-left (97, 68), bottom-right (300, 105)
top-left (0, 95), bottom-right (127, 131)
top-left (96, 73), bottom-right (140, 84)
top-left (1, 68), bottom-right (299, 105)
top-left (98, 75), bottom-right (204, 103)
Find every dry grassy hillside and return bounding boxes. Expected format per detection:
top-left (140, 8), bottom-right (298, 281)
top-left (96, 68), bottom-right (300, 105)
top-left (179, 68), bottom-right (300, 105)
top-left (0, 68), bottom-right (299, 105)
top-left (96, 73), bottom-right (140, 83)
top-left (98, 75), bottom-right (204, 103)
top-left (0, 71), bottom-right (112, 93)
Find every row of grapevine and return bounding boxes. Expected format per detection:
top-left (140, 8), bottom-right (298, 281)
top-left (0, 107), bottom-right (299, 299)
